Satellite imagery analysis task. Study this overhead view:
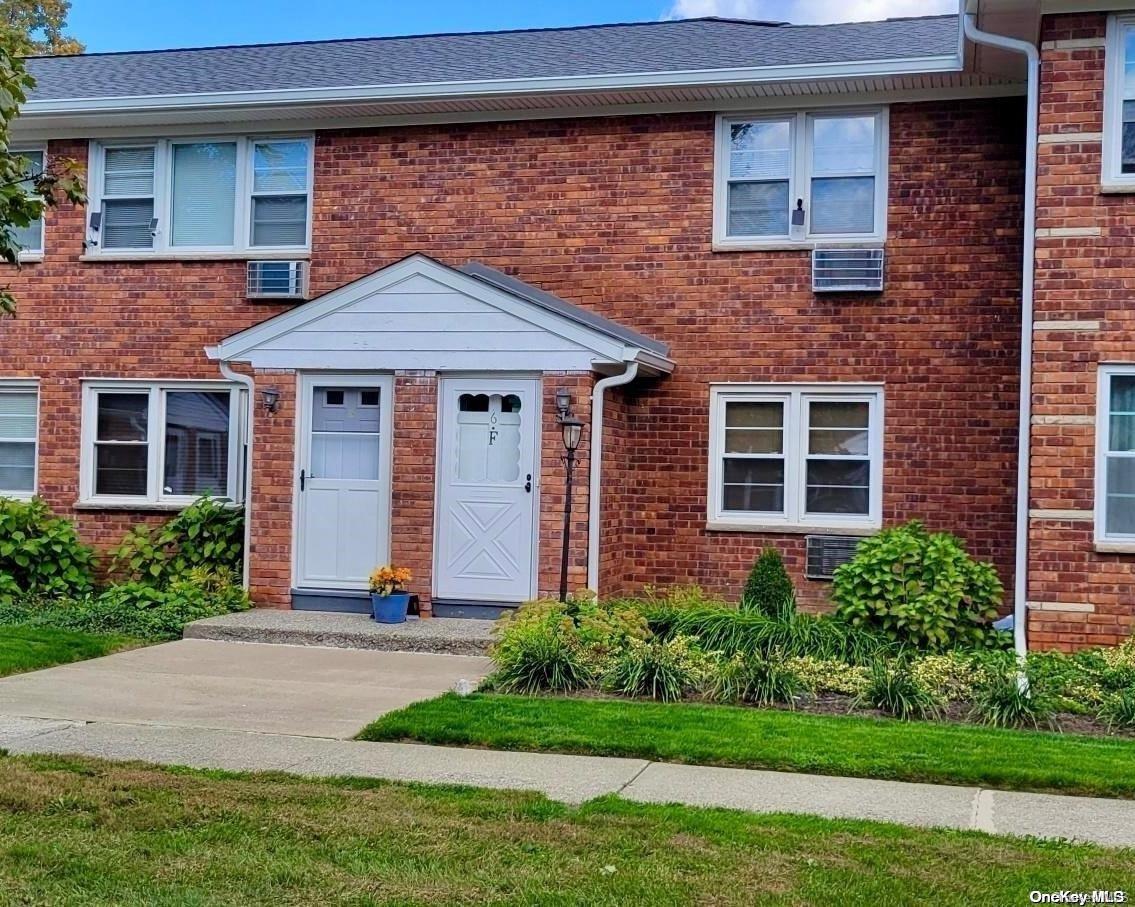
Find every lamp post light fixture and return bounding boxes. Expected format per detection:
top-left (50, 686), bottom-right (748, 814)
top-left (558, 411), bottom-right (585, 603)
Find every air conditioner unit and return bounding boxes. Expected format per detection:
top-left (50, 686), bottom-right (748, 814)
top-left (812, 248), bottom-right (884, 293)
top-left (804, 535), bottom-right (863, 581)
top-left (246, 260), bottom-right (307, 300)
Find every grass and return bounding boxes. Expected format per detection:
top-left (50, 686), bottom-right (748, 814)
top-left (0, 625), bottom-right (140, 678)
top-left (0, 753), bottom-right (1132, 905)
top-left (360, 693), bottom-right (1135, 799)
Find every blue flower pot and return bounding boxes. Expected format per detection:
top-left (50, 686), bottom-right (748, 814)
top-left (371, 591), bottom-right (410, 623)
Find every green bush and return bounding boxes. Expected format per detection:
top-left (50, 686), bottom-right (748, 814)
top-left (855, 661), bottom-right (942, 721)
top-left (832, 521), bottom-right (1004, 651)
top-left (0, 579), bottom-right (249, 641)
top-left (489, 609), bottom-right (591, 695)
top-left (783, 656), bottom-right (870, 696)
top-left (648, 606), bottom-right (897, 665)
top-left (1099, 690), bottom-right (1135, 732)
top-left (710, 652), bottom-right (805, 708)
top-left (0, 497), bottom-right (95, 604)
top-left (604, 635), bottom-right (708, 702)
top-left (969, 662), bottom-right (1055, 730)
top-left (110, 496), bottom-right (244, 588)
top-left (741, 549), bottom-right (795, 618)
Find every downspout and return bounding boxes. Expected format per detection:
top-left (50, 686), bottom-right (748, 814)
top-left (962, 13), bottom-right (1039, 660)
top-left (218, 361), bottom-right (255, 591)
top-left (587, 361), bottom-right (639, 594)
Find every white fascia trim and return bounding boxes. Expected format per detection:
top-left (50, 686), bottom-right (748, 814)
top-left (20, 54), bottom-right (962, 117)
top-left (210, 254), bottom-right (642, 367)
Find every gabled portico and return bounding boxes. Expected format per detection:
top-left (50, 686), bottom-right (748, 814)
top-left (208, 254), bottom-right (672, 615)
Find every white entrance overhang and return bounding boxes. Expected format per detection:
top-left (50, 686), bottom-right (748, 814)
top-left (206, 253), bottom-right (673, 376)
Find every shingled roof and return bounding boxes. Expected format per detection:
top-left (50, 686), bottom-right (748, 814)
top-left (24, 16), bottom-right (960, 102)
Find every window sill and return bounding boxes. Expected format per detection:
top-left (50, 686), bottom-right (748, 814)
top-left (1094, 540), bottom-right (1135, 554)
top-left (711, 240), bottom-right (886, 253)
top-left (1099, 181), bottom-right (1135, 195)
top-left (706, 520), bottom-right (877, 536)
top-left (79, 251), bottom-right (310, 263)
top-left (74, 500), bottom-right (241, 513)
top-left (16, 254), bottom-right (43, 264)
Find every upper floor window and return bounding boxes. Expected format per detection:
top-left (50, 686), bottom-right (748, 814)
top-left (708, 384), bottom-right (883, 530)
top-left (1096, 366), bottom-right (1135, 543)
top-left (1104, 14), bottom-right (1135, 188)
top-left (87, 136), bottom-right (313, 255)
top-left (11, 148), bottom-right (45, 256)
top-left (714, 109), bottom-right (888, 248)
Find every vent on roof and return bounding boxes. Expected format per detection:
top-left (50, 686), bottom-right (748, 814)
top-left (247, 260), bottom-right (307, 300)
top-left (805, 535), bottom-right (863, 581)
top-left (812, 248), bottom-right (884, 293)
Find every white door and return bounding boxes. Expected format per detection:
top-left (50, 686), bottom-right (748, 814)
top-left (435, 378), bottom-right (540, 602)
top-left (296, 375), bottom-right (393, 589)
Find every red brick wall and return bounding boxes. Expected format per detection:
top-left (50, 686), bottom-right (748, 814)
top-left (1029, 12), bottom-right (1135, 650)
top-left (0, 101), bottom-right (1024, 615)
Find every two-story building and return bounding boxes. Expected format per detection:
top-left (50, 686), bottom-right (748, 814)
top-left (0, 2), bottom-right (1130, 651)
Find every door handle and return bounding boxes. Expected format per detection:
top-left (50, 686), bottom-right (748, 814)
top-left (525, 474), bottom-right (532, 493)
top-left (299, 469), bottom-right (305, 492)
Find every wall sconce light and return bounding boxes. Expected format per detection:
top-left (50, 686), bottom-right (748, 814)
top-left (261, 388), bottom-right (280, 415)
top-left (555, 388), bottom-right (572, 418)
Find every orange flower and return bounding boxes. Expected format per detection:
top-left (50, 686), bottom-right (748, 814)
top-left (369, 564), bottom-right (412, 595)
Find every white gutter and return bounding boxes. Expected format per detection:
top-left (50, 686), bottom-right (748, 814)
top-left (217, 360), bottom-right (255, 591)
top-left (587, 362), bottom-right (639, 594)
top-left (962, 12), bottom-right (1038, 660)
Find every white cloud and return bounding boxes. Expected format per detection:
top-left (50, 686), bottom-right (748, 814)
top-left (664, 0), bottom-right (957, 25)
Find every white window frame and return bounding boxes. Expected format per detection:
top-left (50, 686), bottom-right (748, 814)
top-left (713, 107), bottom-right (889, 250)
top-left (79, 380), bottom-right (246, 506)
top-left (0, 379), bottom-right (39, 499)
top-left (86, 135), bottom-right (314, 256)
top-left (1103, 14), bottom-right (1135, 190)
top-left (11, 145), bottom-right (46, 259)
top-left (708, 383), bottom-right (884, 531)
top-left (1095, 364), bottom-right (1135, 545)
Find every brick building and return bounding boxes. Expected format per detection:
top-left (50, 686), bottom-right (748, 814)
top-left (0, 5), bottom-right (1130, 650)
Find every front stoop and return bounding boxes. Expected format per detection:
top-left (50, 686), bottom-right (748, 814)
top-left (184, 609), bottom-right (496, 656)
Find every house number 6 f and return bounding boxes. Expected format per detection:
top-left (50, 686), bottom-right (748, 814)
top-left (488, 411), bottom-right (499, 446)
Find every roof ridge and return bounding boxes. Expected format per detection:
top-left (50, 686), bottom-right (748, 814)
top-left (22, 13), bottom-right (955, 61)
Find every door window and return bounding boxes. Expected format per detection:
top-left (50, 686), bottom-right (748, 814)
top-left (456, 392), bottom-right (523, 483)
top-left (310, 386), bottom-right (381, 480)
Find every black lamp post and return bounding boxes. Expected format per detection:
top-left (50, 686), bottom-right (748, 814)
top-left (558, 411), bottom-right (585, 603)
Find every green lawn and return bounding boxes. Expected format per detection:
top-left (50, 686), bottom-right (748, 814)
top-left (0, 753), bottom-right (1131, 905)
top-left (0, 625), bottom-right (140, 678)
top-left (361, 693), bottom-right (1135, 799)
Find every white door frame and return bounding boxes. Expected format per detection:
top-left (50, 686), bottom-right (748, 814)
top-left (292, 372), bottom-right (394, 590)
top-left (433, 375), bottom-right (542, 602)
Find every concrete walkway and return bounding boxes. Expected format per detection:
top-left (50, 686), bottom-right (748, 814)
top-left (3, 716), bottom-right (1134, 848)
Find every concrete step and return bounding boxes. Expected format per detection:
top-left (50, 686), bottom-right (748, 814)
top-left (185, 609), bottom-right (496, 656)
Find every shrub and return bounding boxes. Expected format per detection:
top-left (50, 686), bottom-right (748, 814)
top-left (783, 656), bottom-right (870, 697)
top-left (1099, 690), bottom-right (1135, 732)
top-left (741, 549), bottom-right (795, 618)
top-left (490, 611), bottom-right (591, 695)
top-left (604, 635), bottom-right (708, 702)
top-left (910, 652), bottom-right (988, 702)
top-left (969, 665), bottom-right (1054, 730)
top-left (648, 606), bottom-right (896, 665)
top-left (855, 661), bottom-right (942, 721)
top-left (110, 496), bottom-right (244, 588)
top-left (710, 653), bottom-right (806, 708)
top-left (0, 497), bottom-right (95, 605)
top-left (0, 579), bottom-right (249, 641)
top-left (832, 521), bottom-right (1004, 651)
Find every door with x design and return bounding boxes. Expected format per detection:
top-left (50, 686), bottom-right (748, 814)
top-left (435, 378), bottom-right (539, 603)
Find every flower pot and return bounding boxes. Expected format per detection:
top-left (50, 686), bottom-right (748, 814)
top-left (371, 591), bottom-right (411, 623)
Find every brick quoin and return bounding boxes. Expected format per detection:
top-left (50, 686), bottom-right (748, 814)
top-left (1027, 12), bottom-right (1135, 651)
top-left (1, 100), bottom-right (1025, 623)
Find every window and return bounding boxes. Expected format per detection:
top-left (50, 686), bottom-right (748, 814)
top-left (0, 383), bottom-right (38, 497)
top-left (1096, 366), bottom-right (1135, 542)
top-left (708, 385), bottom-right (883, 529)
top-left (81, 382), bottom-right (244, 504)
top-left (11, 148), bottom-right (45, 256)
top-left (714, 109), bottom-right (887, 246)
top-left (1104, 15), bottom-right (1135, 187)
top-left (88, 136), bottom-right (312, 254)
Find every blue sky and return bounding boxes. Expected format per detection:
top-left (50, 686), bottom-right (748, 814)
top-left (69, 0), bottom-right (957, 53)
